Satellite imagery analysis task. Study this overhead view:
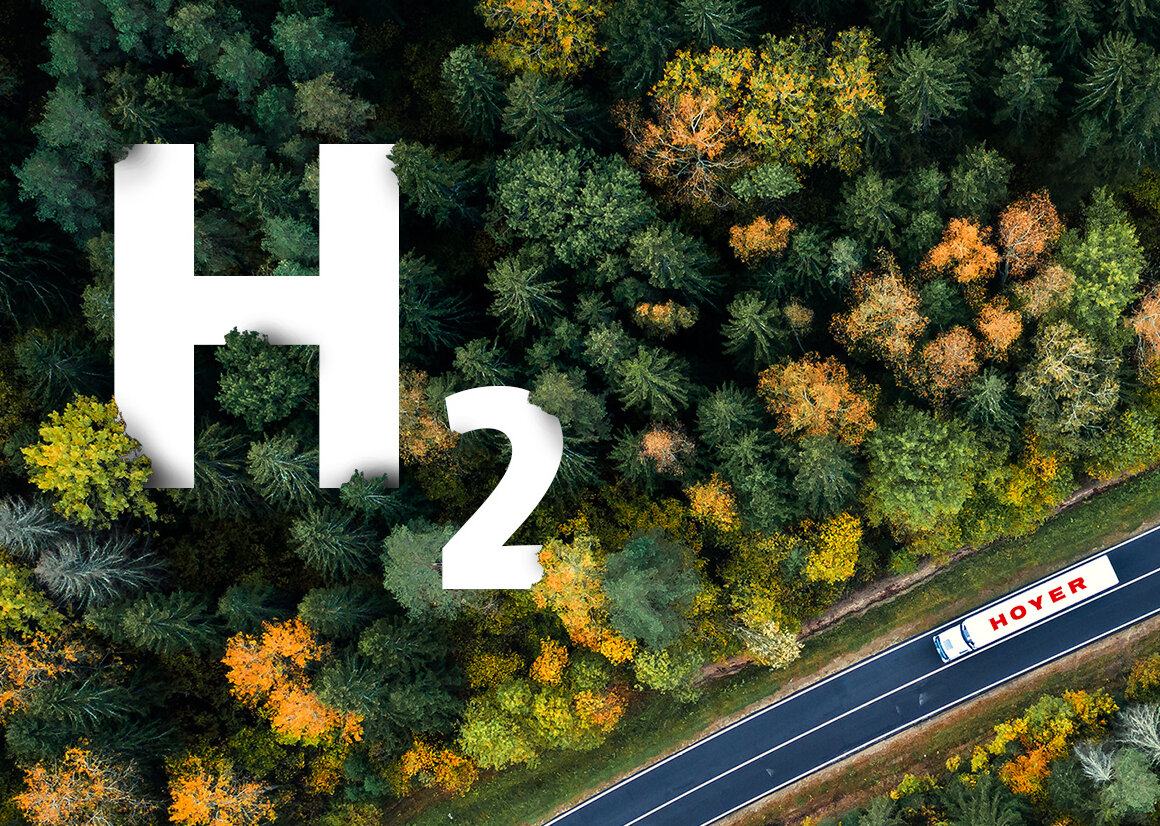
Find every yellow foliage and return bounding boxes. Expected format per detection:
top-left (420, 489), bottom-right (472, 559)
top-left (729, 216), bottom-right (795, 264)
top-left (477, 0), bottom-right (609, 77)
top-left (685, 473), bottom-right (740, 532)
top-left (400, 739), bottom-right (478, 796)
top-left (802, 513), bottom-right (862, 584)
top-left (530, 638), bottom-right (569, 685)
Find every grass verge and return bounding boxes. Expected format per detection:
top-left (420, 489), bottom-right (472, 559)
top-left (392, 465), bottom-right (1160, 826)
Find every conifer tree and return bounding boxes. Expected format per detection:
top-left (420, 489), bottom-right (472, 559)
top-left (88, 591), bottom-right (220, 656)
top-left (442, 46), bottom-right (505, 140)
top-left (245, 433), bottom-right (318, 511)
top-left (887, 39), bottom-right (970, 133)
top-left (501, 73), bottom-right (601, 148)
top-left (297, 586), bottom-right (389, 639)
top-left (34, 533), bottom-right (162, 610)
top-left (0, 497), bottom-right (72, 561)
top-left (289, 508), bottom-right (378, 580)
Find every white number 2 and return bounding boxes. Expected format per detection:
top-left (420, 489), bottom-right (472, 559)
top-left (441, 387), bottom-right (563, 589)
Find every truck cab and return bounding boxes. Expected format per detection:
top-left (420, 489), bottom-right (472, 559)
top-left (934, 624), bottom-right (972, 662)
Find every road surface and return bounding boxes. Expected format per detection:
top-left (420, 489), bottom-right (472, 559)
top-left (544, 523), bottom-right (1160, 826)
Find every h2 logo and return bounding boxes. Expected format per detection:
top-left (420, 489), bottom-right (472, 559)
top-left (114, 144), bottom-right (560, 589)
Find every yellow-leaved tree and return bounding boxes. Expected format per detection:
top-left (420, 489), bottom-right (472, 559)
top-left (21, 396), bottom-right (156, 528)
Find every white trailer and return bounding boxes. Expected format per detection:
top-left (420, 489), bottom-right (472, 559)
top-left (934, 555), bottom-right (1119, 662)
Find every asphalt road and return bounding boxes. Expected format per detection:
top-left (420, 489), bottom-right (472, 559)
top-left (544, 524), bottom-right (1160, 826)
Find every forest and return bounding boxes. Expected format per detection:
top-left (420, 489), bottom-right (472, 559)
top-left (1, 0), bottom-right (1160, 822)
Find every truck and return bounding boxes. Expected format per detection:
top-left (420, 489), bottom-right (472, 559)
top-left (934, 555), bottom-right (1119, 662)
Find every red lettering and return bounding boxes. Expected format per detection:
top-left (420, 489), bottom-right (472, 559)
top-left (1049, 587), bottom-right (1065, 602)
top-left (1029, 596), bottom-right (1044, 610)
top-left (1011, 605), bottom-right (1027, 620)
top-left (990, 614), bottom-right (1007, 631)
top-left (1068, 577), bottom-right (1086, 594)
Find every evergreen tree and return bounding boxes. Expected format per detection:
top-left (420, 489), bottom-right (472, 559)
top-left (381, 522), bottom-right (471, 620)
top-left (400, 252), bottom-right (470, 359)
top-left (168, 421), bottom-right (253, 518)
top-left (0, 497), bottom-right (73, 561)
top-left (604, 531), bottom-right (703, 651)
top-left (841, 169), bottom-right (906, 248)
top-left (887, 39), bottom-right (970, 134)
top-left (441, 46), bottom-right (504, 140)
top-left (788, 436), bottom-right (860, 517)
top-left (88, 591), bottom-right (219, 655)
top-left (216, 583), bottom-right (292, 634)
top-left (676, 0), bottom-right (759, 49)
top-left (486, 249), bottom-right (564, 338)
top-left (34, 533), bottom-right (162, 610)
top-left (215, 328), bottom-right (317, 432)
top-left (211, 32), bottom-right (272, 103)
top-left (13, 328), bottom-right (107, 412)
top-left (245, 433), bottom-right (318, 510)
top-left (722, 292), bottom-right (788, 371)
top-left (600, 0), bottom-right (680, 97)
top-left (289, 508), bottom-right (379, 580)
top-left (389, 142), bottom-right (480, 226)
top-left (270, 9), bottom-right (360, 84)
top-left (995, 45), bottom-right (1060, 129)
top-left (297, 586), bottom-right (389, 639)
top-left (627, 223), bottom-right (719, 303)
top-left (946, 145), bottom-right (1012, 220)
top-left (501, 73), bottom-right (601, 148)
top-left (615, 345), bottom-right (692, 419)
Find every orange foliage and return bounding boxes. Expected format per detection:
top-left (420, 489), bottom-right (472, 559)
top-left (1128, 285), bottom-right (1160, 376)
top-left (530, 638), bottom-right (569, 685)
top-left (222, 619), bottom-right (362, 746)
top-left (617, 90), bottom-right (750, 208)
top-left (639, 424), bottom-right (694, 475)
top-left (729, 216), bottom-right (795, 264)
top-left (685, 473), bottom-right (741, 532)
top-left (532, 535), bottom-right (636, 663)
top-left (923, 218), bottom-right (1000, 283)
top-left (916, 327), bottom-right (981, 400)
top-left (169, 757), bottom-right (274, 826)
top-left (783, 300), bottom-right (814, 335)
top-left (976, 297), bottom-right (1023, 358)
top-left (400, 739), bottom-right (479, 796)
top-left (0, 632), bottom-right (84, 715)
top-left (633, 300), bottom-right (697, 337)
top-left (16, 748), bottom-right (157, 826)
top-left (832, 258), bottom-right (928, 367)
top-left (573, 686), bottom-right (628, 732)
top-left (998, 190), bottom-right (1063, 278)
top-left (757, 355), bottom-right (876, 445)
top-left (400, 367), bottom-right (458, 465)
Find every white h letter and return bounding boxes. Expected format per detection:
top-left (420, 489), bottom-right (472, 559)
top-left (114, 143), bottom-right (398, 488)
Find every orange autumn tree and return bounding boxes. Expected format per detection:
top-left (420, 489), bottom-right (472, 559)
top-left (832, 257), bottom-right (928, 368)
top-left (729, 216), bottom-right (795, 264)
top-left (1128, 285), bottom-right (1160, 377)
top-left (399, 367), bottom-right (458, 465)
top-left (922, 217), bottom-right (1000, 284)
top-left (222, 618), bottom-right (362, 746)
top-left (970, 689), bottom-right (1117, 799)
top-left (639, 424), bottom-right (694, 475)
top-left (169, 756), bottom-right (275, 826)
top-left (0, 632), bottom-right (86, 715)
top-left (476, 0), bottom-right (609, 77)
top-left (757, 354), bottom-right (876, 445)
top-left (399, 739), bottom-right (478, 796)
top-left (976, 297), bottom-right (1023, 358)
top-left (617, 88), bottom-right (751, 208)
top-left (632, 300), bottom-right (697, 338)
top-left (998, 190), bottom-right (1063, 278)
top-left (532, 534), bottom-right (635, 663)
top-left (530, 638), bottom-right (569, 685)
top-left (15, 748), bottom-right (157, 826)
top-left (916, 326), bottom-right (981, 400)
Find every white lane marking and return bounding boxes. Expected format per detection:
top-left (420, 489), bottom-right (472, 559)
top-left (698, 597), bottom-right (1160, 826)
top-left (626, 562), bottom-right (1160, 826)
top-left (543, 520), bottom-right (1160, 825)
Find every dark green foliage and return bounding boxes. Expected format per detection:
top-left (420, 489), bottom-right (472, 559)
top-left (841, 169), bottom-right (906, 248)
top-left (400, 252), bottom-right (470, 359)
top-left (501, 73), bottom-right (602, 148)
top-left (961, 369), bottom-right (1021, 437)
top-left (270, 9), bottom-right (359, 84)
top-left (604, 531), bottom-right (703, 650)
top-left (13, 328), bottom-right (107, 412)
top-left (216, 328), bottom-right (317, 431)
top-left (722, 292), bottom-right (788, 370)
top-left (947, 144), bottom-right (1012, 220)
top-left (486, 248), bottom-right (564, 337)
top-left (615, 345), bottom-right (692, 419)
top-left (945, 771), bottom-right (1026, 826)
top-left (676, 0), bottom-right (760, 49)
top-left (601, 0), bottom-right (681, 97)
top-left (887, 39), bottom-right (970, 133)
top-left (788, 436), bottom-right (860, 517)
top-left (494, 147), bottom-right (656, 268)
top-left (34, 533), bottom-right (162, 610)
top-left (443, 46), bottom-right (505, 140)
top-left (995, 46), bottom-right (1060, 129)
top-left (298, 586), bottom-right (389, 639)
top-left (217, 583), bottom-right (293, 634)
top-left (730, 164), bottom-right (802, 203)
top-left (628, 223), bottom-right (719, 303)
top-left (87, 590), bottom-right (220, 655)
top-left (390, 142), bottom-right (480, 226)
top-left (245, 433), bottom-right (319, 510)
top-left (697, 385), bottom-right (763, 450)
top-left (289, 508), bottom-right (379, 580)
top-left (168, 421), bottom-right (253, 518)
